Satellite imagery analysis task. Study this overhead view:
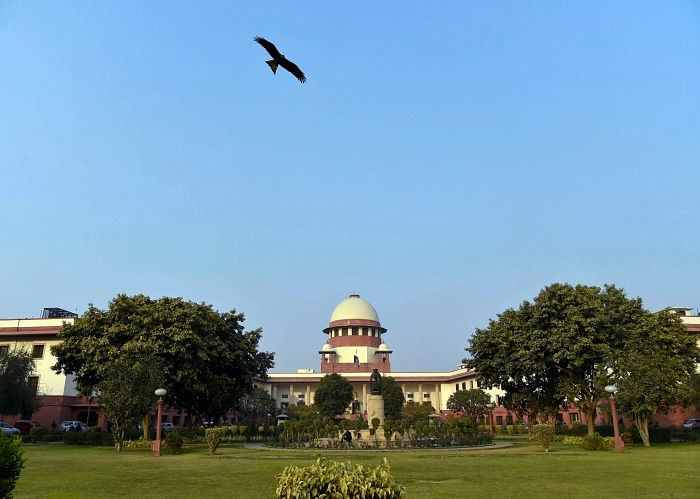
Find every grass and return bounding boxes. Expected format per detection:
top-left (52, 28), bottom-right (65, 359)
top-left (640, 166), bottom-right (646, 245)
top-left (15, 441), bottom-right (699, 498)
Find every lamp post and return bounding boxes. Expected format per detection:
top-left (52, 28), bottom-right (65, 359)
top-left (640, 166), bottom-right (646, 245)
top-left (486, 402), bottom-right (496, 436)
top-left (153, 388), bottom-right (167, 456)
top-left (605, 385), bottom-right (624, 452)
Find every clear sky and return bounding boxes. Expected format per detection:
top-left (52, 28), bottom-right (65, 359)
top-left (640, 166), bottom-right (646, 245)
top-left (1, 2), bottom-right (699, 372)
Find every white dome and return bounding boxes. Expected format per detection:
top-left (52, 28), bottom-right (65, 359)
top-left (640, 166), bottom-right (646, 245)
top-left (320, 343), bottom-right (333, 352)
top-left (377, 343), bottom-right (390, 351)
top-left (330, 294), bottom-right (380, 323)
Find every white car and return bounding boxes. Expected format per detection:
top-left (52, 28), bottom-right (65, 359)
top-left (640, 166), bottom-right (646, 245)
top-left (683, 418), bottom-right (700, 430)
top-left (161, 423), bottom-right (175, 432)
top-left (0, 422), bottom-right (21, 436)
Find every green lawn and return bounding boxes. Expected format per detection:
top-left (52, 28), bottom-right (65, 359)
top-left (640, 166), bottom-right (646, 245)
top-left (15, 441), bottom-right (699, 498)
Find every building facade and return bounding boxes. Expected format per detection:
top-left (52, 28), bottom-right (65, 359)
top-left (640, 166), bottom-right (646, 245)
top-left (1, 297), bottom-right (698, 429)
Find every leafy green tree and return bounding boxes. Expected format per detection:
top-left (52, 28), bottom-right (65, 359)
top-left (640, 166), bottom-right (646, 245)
top-left (690, 373), bottom-right (700, 409)
top-left (313, 373), bottom-right (353, 418)
top-left (52, 294), bottom-right (274, 424)
top-left (0, 348), bottom-right (38, 418)
top-left (97, 352), bottom-right (163, 451)
top-left (402, 401), bottom-right (435, 420)
top-left (238, 387), bottom-right (277, 426)
top-left (468, 283), bottom-right (649, 435)
top-left (612, 310), bottom-right (698, 446)
top-left (466, 305), bottom-right (567, 424)
top-left (446, 389), bottom-right (491, 422)
top-left (381, 376), bottom-right (405, 419)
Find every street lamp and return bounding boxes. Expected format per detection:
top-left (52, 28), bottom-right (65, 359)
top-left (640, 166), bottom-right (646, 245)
top-left (153, 388), bottom-right (167, 456)
top-left (486, 402), bottom-right (496, 436)
top-left (605, 385), bottom-right (625, 452)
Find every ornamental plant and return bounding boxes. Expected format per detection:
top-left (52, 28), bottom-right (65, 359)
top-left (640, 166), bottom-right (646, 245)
top-left (531, 423), bottom-right (556, 452)
top-left (0, 434), bottom-right (25, 498)
top-left (205, 427), bottom-right (229, 455)
top-left (164, 430), bottom-right (183, 455)
top-left (276, 457), bottom-right (405, 498)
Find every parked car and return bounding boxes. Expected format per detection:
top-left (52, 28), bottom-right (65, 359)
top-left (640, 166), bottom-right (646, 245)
top-left (683, 418), bottom-right (700, 430)
top-left (13, 420), bottom-right (41, 435)
top-left (161, 422), bottom-right (175, 432)
top-left (60, 421), bottom-right (87, 432)
top-left (0, 422), bottom-right (22, 436)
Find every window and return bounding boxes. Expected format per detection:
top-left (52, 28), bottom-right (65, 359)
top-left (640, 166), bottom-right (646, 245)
top-left (461, 382), bottom-right (466, 390)
top-left (32, 344), bottom-right (45, 359)
top-left (406, 393), bottom-right (414, 400)
top-left (496, 416), bottom-right (503, 426)
top-left (570, 413), bottom-right (579, 423)
top-left (455, 384), bottom-right (459, 391)
top-left (506, 414), bottom-right (513, 425)
top-left (172, 416), bottom-right (180, 426)
top-left (28, 376), bottom-right (39, 394)
top-left (0, 345), bottom-right (8, 356)
top-left (281, 394), bottom-right (289, 399)
top-left (469, 380), bottom-right (474, 389)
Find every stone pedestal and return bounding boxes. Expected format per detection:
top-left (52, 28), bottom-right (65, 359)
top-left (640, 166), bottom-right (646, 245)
top-left (366, 394), bottom-right (385, 429)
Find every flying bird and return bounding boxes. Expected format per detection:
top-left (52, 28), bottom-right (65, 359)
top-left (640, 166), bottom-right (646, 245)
top-left (254, 36), bottom-right (307, 83)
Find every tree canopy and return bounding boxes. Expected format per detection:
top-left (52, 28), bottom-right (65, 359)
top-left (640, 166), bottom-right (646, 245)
top-left (466, 283), bottom-right (688, 435)
top-left (51, 294), bottom-right (274, 421)
top-left (611, 309), bottom-right (698, 446)
top-left (381, 376), bottom-right (405, 419)
top-left (446, 389), bottom-right (491, 422)
top-left (313, 373), bottom-right (353, 418)
top-left (0, 348), bottom-right (37, 418)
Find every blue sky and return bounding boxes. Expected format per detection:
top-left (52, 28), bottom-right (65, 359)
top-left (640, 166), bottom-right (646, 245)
top-left (1, 1), bottom-right (699, 372)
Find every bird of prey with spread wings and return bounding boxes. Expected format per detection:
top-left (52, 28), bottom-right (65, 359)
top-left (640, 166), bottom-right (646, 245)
top-left (254, 36), bottom-right (307, 83)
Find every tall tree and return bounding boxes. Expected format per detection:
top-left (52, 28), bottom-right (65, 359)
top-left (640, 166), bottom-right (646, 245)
top-left (238, 387), bottom-right (277, 426)
top-left (98, 352), bottom-right (163, 451)
top-left (612, 310), bottom-right (698, 446)
top-left (313, 373), bottom-right (353, 418)
top-left (468, 283), bottom-right (649, 435)
top-left (52, 294), bottom-right (274, 423)
top-left (446, 389), bottom-right (491, 422)
top-left (381, 376), bottom-right (405, 419)
top-left (466, 304), bottom-right (566, 423)
top-left (0, 348), bottom-right (37, 418)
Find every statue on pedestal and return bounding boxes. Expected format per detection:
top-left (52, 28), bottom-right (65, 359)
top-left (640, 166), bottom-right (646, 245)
top-left (370, 368), bottom-right (382, 395)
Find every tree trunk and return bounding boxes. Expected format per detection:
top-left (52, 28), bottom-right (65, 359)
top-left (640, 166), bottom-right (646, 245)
top-left (114, 426), bottom-right (124, 452)
top-left (141, 414), bottom-right (151, 440)
top-left (633, 414), bottom-right (650, 447)
top-left (586, 411), bottom-right (595, 436)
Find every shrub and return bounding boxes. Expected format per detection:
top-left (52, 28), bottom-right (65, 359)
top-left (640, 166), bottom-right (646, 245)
top-left (229, 425), bottom-right (239, 436)
top-left (531, 424), bottom-right (556, 452)
top-left (206, 428), bottom-right (228, 455)
top-left (570, 422), bottom-right (588, 436)
top-left (164, 430), bottom-right (183, 455)
top-left (371, 418), bottom-right (380, 431)
top-left (276, 457), bottom-right (405, 498)
top-left (121, 437), bottom-right (153, 449)
top-left (0, 434), bottom-right (25, 498)
top-left (562, 436), bottom-right (584, 446)
top-left (581, 433), bottom-right (608, 451)
top-left (63, 432), bottom-right (103, 446)
top-left (29, 426), bottom-right (48, 444)
top-left (594, 425), bottom-right (615, 437)
top-left (102, 433), bottom-right (115, 447)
